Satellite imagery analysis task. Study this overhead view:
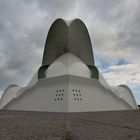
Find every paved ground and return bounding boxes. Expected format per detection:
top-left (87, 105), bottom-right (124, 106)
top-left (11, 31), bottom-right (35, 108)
top-left (0, 110), bottom-right (140, 140)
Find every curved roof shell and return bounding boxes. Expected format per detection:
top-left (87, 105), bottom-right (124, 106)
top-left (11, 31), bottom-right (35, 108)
top-left (42, 19), bottom-right (94, 66)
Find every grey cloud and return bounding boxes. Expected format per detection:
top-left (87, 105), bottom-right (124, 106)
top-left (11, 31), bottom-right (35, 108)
top-left (82, 0), bottom-right (140, 65)
top-left (104, 63), bottom-right (140, 86)
top-left (0, 0), bottom-right (140, 94)
top-left (0, 0), bottom-right (78, 92)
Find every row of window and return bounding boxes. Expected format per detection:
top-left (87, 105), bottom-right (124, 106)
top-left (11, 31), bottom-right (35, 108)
top-left (56, 89), bottom-right (81, 92)
top-left (73, 93), bottom-right (82, 96)
top-left (55, 94), bottom-right (64, 96)
top-left (55, 93), bottom-right (82, 96)
top-left (74, 98), bottom-right (83, 101)
top-left (72, 89), bottom-right (80, 92)
top-left (54, 98), bottom-right (83, 101)
top-left (56, 89), bottom-right (64, 92)
top-left (54, 98), bottom-right (63, 101)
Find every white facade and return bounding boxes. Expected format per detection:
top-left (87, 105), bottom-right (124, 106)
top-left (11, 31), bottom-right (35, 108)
top-left (1, 75), bottom-right (137, 112)
top-left (46, 53), bottom-right (91, 78)
top-left (0, 19), bottom-right (138, 112)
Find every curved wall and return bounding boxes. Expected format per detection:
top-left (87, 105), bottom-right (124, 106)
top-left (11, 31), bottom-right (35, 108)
top-left (0, 85), bottom-right (21, 109)
top-left (45, 53), bottom-right (91, 78)
top-left (4, 76), bottom-right (136, 112)
top-left (42, 19), bottom-right (94, 66)
top-left (115, 85), bottom-right (138, 109)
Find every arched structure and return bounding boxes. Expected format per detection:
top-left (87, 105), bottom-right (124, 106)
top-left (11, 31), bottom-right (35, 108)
top-left (42, 19), bottom-right (95, 66)
top-left (0, 19), bottom-right (138, 112)
top-left (0, 85), bottom-right (21, 109)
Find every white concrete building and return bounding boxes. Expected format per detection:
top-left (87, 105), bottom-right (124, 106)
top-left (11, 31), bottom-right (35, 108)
top-left (0, 19), bottom-right (138, 112)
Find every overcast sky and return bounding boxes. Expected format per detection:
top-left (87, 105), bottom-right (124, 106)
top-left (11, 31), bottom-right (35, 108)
top-left (0, 0), bottom-right (140, 103)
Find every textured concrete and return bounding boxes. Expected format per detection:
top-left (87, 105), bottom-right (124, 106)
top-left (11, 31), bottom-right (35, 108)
top-left (0, 110), bottom-right (140, 140)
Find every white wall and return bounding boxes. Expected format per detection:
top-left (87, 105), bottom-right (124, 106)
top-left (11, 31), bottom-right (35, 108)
top-left (115, 85), bottom-right (138, 109)
top-left (68, 76), bottom-right (134, 112)
top-left (0, 85), bottom-right (21, 109)
top-left (45, 53), bottom-right (91, 78)
top-left (4, 76), bottom-right (69, 112)
top-left (4, 75), bottom-right (137, 112)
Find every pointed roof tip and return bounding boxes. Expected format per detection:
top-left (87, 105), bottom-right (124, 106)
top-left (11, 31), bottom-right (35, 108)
top-left (52, 18), bottom-right (87, 26)
top-left (64, 18), bottom-right (85, 26)
top-left (71, 18), bottom-right (85, 23)
top-left (52, 18), bottom-right (65, 22)
top-left (50, 18), bottom-right (68, 27)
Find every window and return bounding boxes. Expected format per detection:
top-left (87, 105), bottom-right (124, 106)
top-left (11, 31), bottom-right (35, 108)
top-left (54, 89), bottom-right (64, 101)
top-left (72, 89), bottom-right (83, 101)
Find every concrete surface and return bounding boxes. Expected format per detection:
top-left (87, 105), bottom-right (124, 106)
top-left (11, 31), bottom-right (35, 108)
top-left (0, 110), bottom-right (140, 140)
top-left (2, 75), bottom-right (137, 112)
